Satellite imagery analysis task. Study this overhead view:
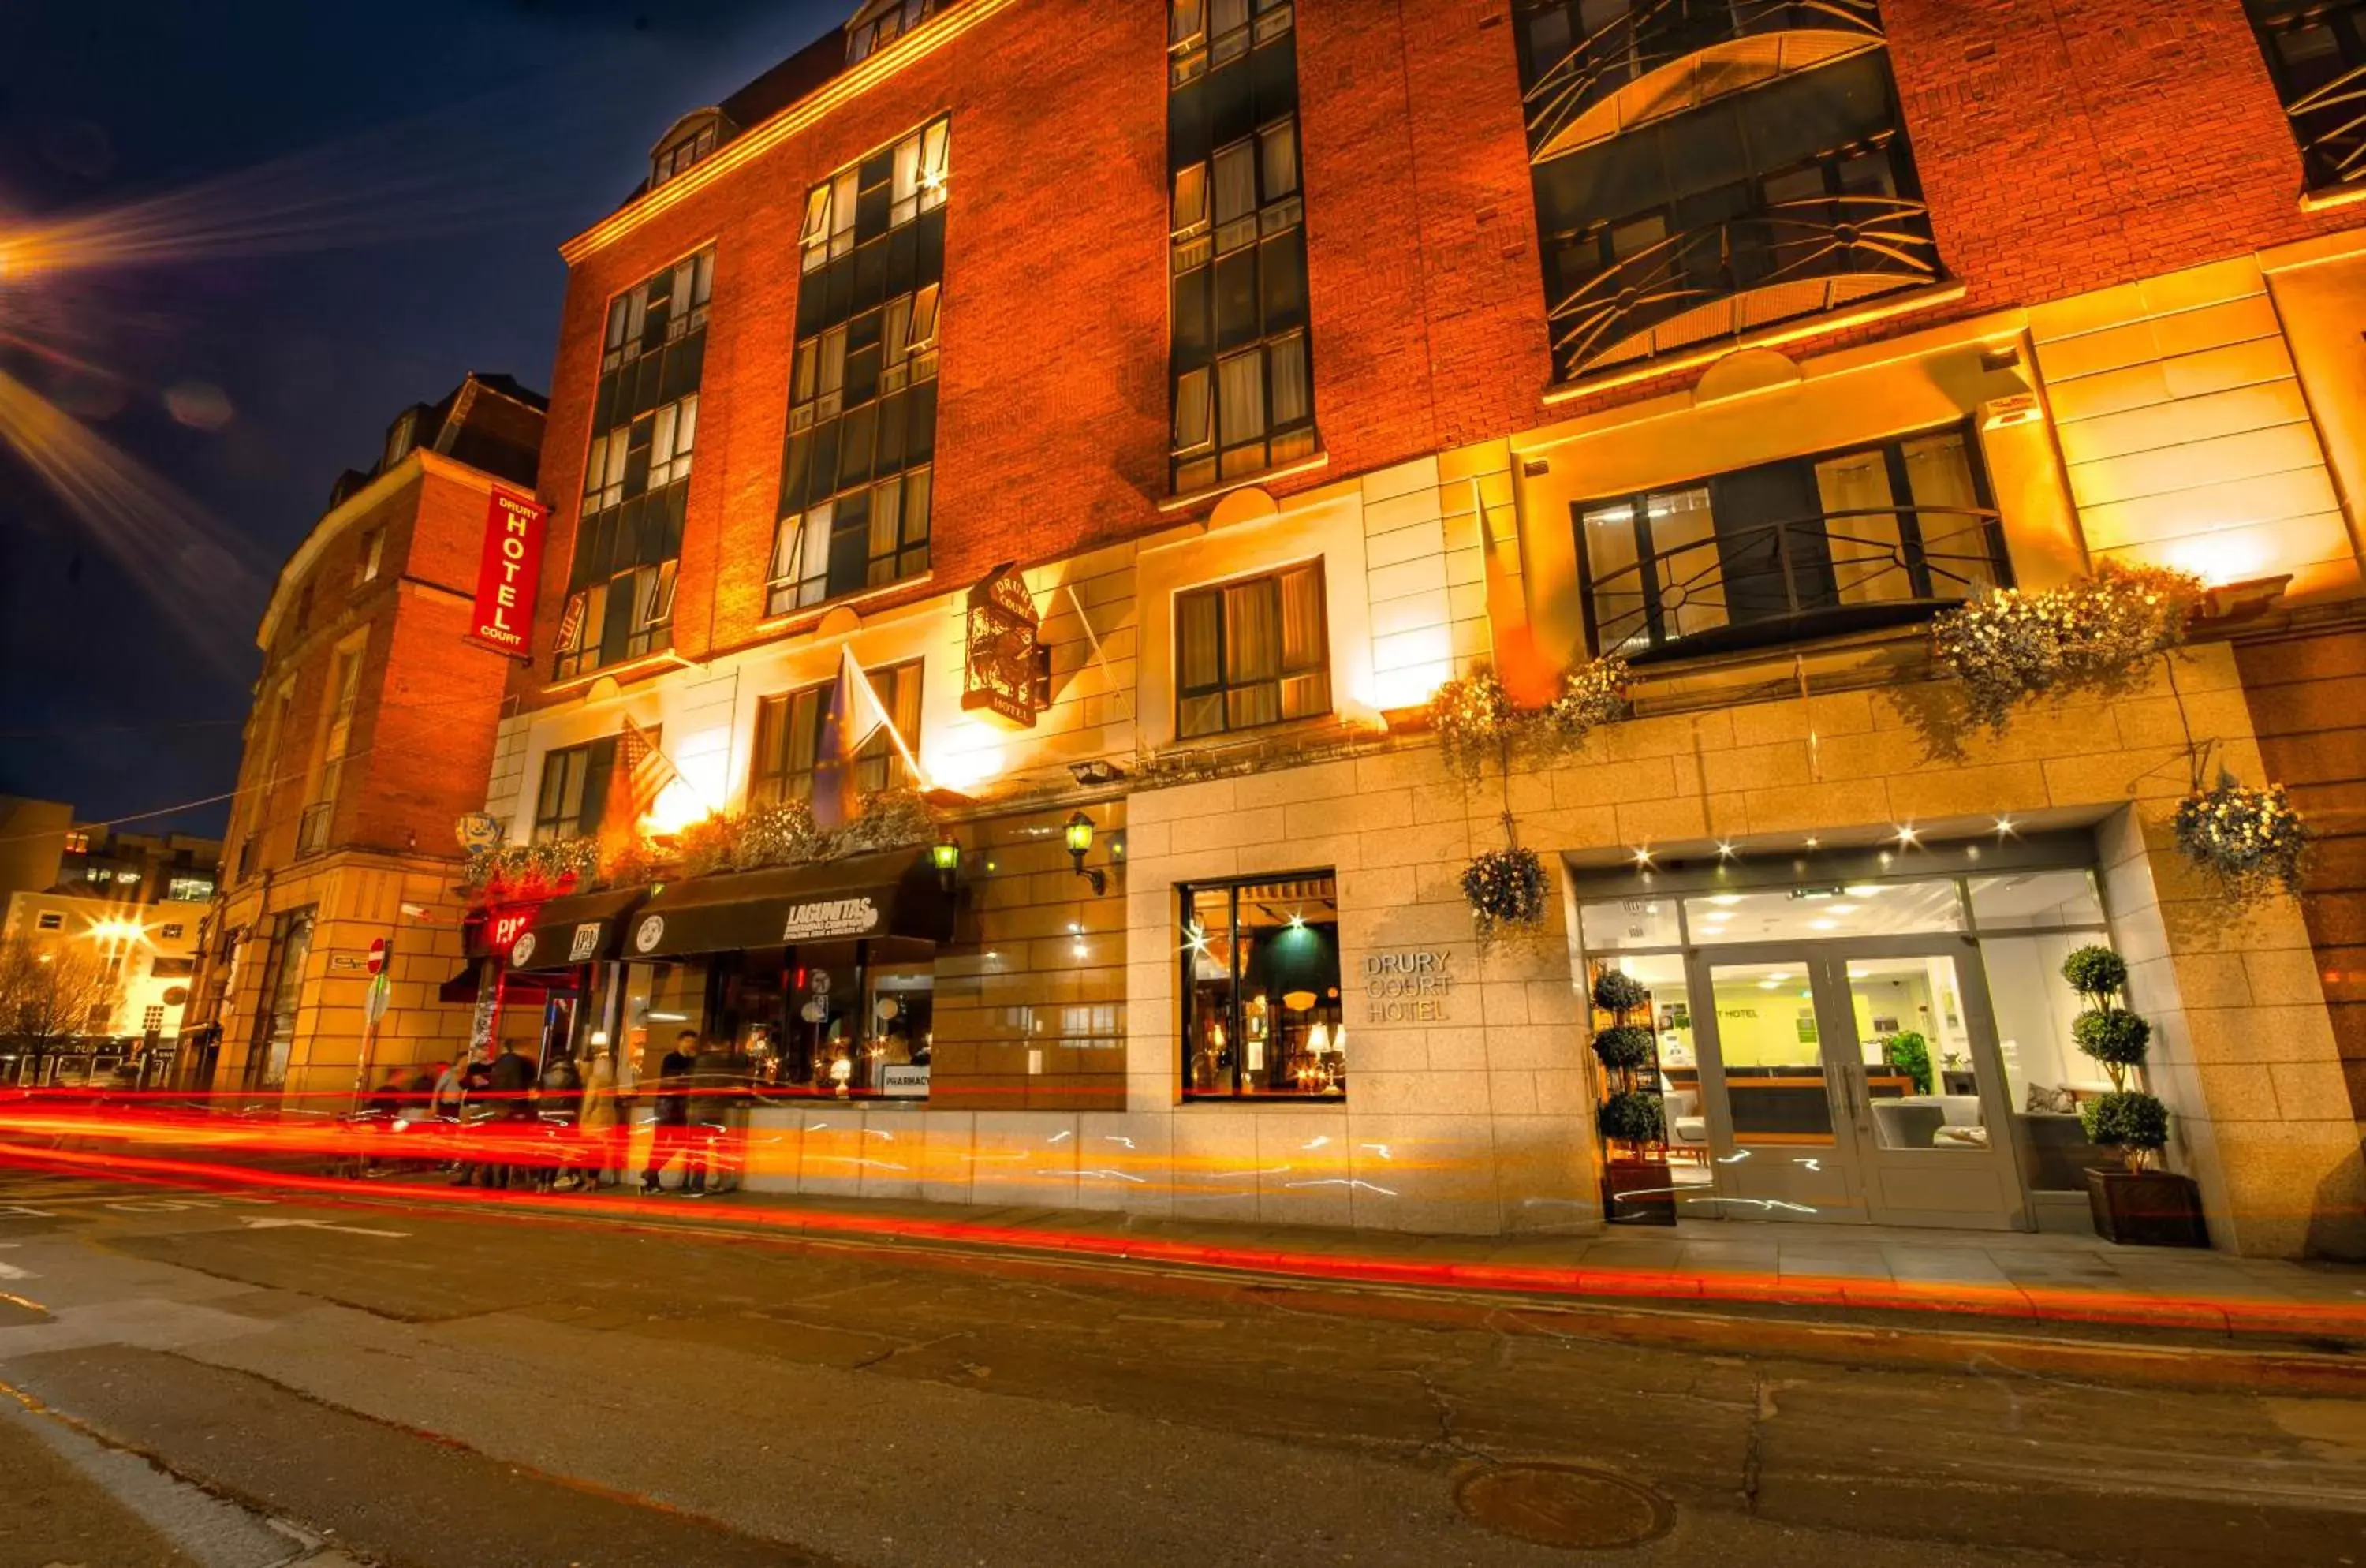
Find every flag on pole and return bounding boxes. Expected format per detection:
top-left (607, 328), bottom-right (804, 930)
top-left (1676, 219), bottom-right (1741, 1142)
top-left (812, 646), bottom-right (921, 830)
top-left (601, 715), bottom-right (679, 844)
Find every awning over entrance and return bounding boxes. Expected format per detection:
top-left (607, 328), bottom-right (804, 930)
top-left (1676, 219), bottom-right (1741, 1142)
top-left (471, 886), bottom-right (651, 972)
top-left (438, 964), bottom-right (569, 1003)
top-left (625, 850), bottom-right (954, 960)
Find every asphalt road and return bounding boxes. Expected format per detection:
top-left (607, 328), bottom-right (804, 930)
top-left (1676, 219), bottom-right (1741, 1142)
top-left (2, 1163), bottom-right (2364, 1567)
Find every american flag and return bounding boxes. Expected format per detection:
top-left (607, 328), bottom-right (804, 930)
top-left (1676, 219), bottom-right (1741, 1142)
top-left (617, 715), bottom-right (679, 824)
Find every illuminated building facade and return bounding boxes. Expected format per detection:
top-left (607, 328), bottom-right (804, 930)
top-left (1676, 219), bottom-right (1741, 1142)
top-left (472, 1), bottom-right (2366, 1255)
top-left (195, 375), bottom-right (547, 1100)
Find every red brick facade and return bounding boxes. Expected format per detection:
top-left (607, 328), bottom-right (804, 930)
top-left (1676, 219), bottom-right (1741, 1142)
top-left (227, 462), bottom-right (521, 880)
top-left (517, 0), bottom-right (2349, 709)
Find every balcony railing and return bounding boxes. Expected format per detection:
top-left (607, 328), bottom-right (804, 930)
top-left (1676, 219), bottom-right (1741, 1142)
top-left (2286, 63), bottom-right (2366, 193)
top-left (293, 802), bottom-right (333, 861)
top-left (1549, 195), bottom-right (1938, 379)
top-left (1525, 0), bottom-right (1884, 162)
top-left (1584, 507), bottom-right (2010, 661)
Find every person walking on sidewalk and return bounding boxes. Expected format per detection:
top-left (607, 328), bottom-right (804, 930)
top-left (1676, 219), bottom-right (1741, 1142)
top-left (578, 1051), bottom-right (623, 1188)
top-left (535, 1051), bottom-right (586, 1192)
top-left (683, 1036), bottom-right (741, 1198)
top-left (447, 1050), bottom-right (494, 1186)
top-left (639, 1032), bottom-right (699, 1195)
top-left (480, 1038), bottom-right (538, 1191)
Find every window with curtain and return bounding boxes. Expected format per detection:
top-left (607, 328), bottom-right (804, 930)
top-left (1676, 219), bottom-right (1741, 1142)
top-left (748, 661), bottom-right (925, 807)
top-left (1177, 562), bottom-right (1330, 740)
top-left (775, 118), bottom-right (948, 615)
top-left (1168, 0), bottom-right (1315, 494)
top-left (558, 248), bottom-right (715, 679)
top-left (532, 739), bottom-right (618, 843)
top-left (1575, 421), bottom-right (2001, 659)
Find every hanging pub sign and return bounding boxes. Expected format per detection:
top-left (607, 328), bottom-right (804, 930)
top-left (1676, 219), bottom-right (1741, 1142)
top-left (961, 562), bottom-right (1041, 727)
top-left (465, 488), bottom-right (547, 658)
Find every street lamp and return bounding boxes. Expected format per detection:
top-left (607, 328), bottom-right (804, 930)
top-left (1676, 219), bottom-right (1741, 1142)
top-left (930, 836), bottom-right (961, 892)
top-left (1063, 811), bottom-right (1106, 897)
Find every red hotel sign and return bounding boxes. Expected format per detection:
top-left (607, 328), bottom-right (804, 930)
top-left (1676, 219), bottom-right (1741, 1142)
top-left (466, 489), bottom-right (547, 657)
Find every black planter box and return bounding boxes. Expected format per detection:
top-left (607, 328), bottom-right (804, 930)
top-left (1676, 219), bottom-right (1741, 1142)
top-left (1603, 1161), bottom-right (1677, 1226)
top-left (2085, 1167), bottom-right (2208, 1248)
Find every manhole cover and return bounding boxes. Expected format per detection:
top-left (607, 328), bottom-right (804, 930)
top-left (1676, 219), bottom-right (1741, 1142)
top-left (1454, 1463), bottom-right (1674, 1551)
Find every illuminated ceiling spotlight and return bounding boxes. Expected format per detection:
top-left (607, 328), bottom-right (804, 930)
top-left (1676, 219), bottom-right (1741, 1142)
top-left (1287, 911), bottom-right (1306, 929)
top-left (1995, 815), bottom-right (2018, 837)
top-left (1715, 839), bottom-right (1740, 860)
top-left (1630, 846), bottom-right (1655, 868)
top-left (1893, 823), bottom-right (1921, 848)
top-left (1804, 835), bottom-right (1821, 849)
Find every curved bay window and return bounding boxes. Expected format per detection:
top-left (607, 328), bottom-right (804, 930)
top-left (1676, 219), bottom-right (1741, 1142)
top-left (1527, 40), bottom-right (1936, 382)
top-left (1576, 423), bottom-right (2005, 659)
top-left (771, 118), bottom-right (947, 615)
top-left (2246, 1), bottom-right (2366, 193)
top-left (1181, 872), bottom-right (1343, 1099)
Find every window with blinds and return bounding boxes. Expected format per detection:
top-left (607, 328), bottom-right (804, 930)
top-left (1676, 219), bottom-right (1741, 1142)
top-left (1176, 562), bottom-right (1330, 740)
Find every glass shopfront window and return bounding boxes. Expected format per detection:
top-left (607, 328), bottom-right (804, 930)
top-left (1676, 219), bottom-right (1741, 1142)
top-left (1181, 872), bottom-right (1343, 1099)
top-left (1684, 879), bottom-right (1966, 943)
top-left (618, 961), bottom-right (711, 1082)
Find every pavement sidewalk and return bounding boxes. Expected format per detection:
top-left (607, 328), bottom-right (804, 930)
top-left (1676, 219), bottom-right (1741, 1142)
top-left (366, 1169), bottom-right (2366, 1346)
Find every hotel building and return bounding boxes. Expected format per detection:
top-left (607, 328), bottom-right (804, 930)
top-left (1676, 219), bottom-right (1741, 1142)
top-left (465, 0), bottom-right (2366, 1256)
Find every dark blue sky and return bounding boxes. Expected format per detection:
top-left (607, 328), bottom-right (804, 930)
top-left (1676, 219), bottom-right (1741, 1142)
top-left (0, 0), bottom-right (842, 837)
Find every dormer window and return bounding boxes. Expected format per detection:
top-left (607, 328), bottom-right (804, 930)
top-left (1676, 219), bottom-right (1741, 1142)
top-left (382, 409), bottom-right (416, 472)
top-left (848, 0), bottom-right (938, 64)
top-left (651, 111), bottom-right (726, 189)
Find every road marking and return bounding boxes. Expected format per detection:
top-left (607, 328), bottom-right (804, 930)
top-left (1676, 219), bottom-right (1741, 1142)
top-left (0, 1206), bottom-right (56, 1219)
top-left (0, 1262), bottom-right (29, 1280)
top-left (240, 1217), bottom-right (409, 1239)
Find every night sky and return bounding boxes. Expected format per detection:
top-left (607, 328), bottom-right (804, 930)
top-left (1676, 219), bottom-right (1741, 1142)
top-left (0, 0), bottom-right (843, 838)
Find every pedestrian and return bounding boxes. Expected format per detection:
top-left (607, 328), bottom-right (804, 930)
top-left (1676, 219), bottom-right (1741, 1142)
top-left (450, 1050), bottom-right (497, 1185)
top-left (536, 1051), bottom-right (585, 1192)
top-left (683, 1036), bottom-right (738, 1199)
top-left (639, 1031), bottom-right (700, 1195)
top-left (483, 1037), bottom-right (538, 1191)
top-left (435, 1055), bottom-right (474, 1175)
top-left (360, 1066), bottom-right (409, 1177)
top-left (578, 1051), bottom-right (624, 1188)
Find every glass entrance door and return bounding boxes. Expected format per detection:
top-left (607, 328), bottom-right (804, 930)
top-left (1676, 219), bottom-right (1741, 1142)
top-left (1689, 942), bottom-right (2025, 1230)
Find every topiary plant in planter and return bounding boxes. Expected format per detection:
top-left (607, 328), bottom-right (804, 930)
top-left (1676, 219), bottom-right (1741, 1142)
top-left (1881, 1029), bottom-right (1933, 1095)
top-left (1590, 966), bottom-right (1674, 1226)
top-left (2056, 945), bottom-right (2204, 1245)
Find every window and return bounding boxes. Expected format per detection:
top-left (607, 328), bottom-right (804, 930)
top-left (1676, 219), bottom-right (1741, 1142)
top-left (63, 830), bottom-right (89, 854)
top-left (167, 877), bottom-right (214, 902)
top-left (300, 641), bottom-right (367, 851)
top-left (774, 118), bottom-right (950, 614)
top-left (1527, 45), bottom-right (1935, 381)
top-left (150, 957), bottom-right (196, 977)
top-left (1168, 0), bottom-right (1315, 493)
top-left (142, 1005), bottom-right (166, 1033)
top-left (532, 739), bottom-right (619, 843)
top-left (1575, 424), bottom-right (2002, 659)
top-left (383, 409), bottom-right (416, 471)
top-left (290, 578), bottom-right (315, 638)
top-left (354, 526), bottom-right (384, 588)
top-left (1176, 562), bottom-right (1330, 739)
top-left (2246, 0), bottom-right (2366, 192)
top-left (848, 0), bottom-right (939, 62)
top-left (558, 247), bottom-right (715, 679)
top-left (1181, 872), bottom-right (1343, 1098)
top-left (247, 906), bottom-right (315, 1090)
top-left (35, 911), bottom-right (62, 932)
top-left (748, 660), bottom-right (924, 807)
top-left (653, 118), bottom-right (719, 187)
top-left (161, 924), bottom-right (185, 941)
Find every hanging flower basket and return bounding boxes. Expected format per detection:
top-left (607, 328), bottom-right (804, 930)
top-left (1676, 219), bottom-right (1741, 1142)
top-left (2173, 771), bottom-right (2310, 902)
top-left (1536, 654), bottom-right (1630, 757)
top-left (1462, 845), bottom-right (1549, 937)
top-left (1931, 563), bottom-right (2203, 730)
top-left (1428, 666), bottom-right (1521, 781)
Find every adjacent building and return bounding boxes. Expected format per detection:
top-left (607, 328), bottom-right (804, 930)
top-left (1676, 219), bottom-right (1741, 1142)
top-left (190, 374), bottom-right (547, 1100)
top-left (407, 1), bottom-right (2366, 1256)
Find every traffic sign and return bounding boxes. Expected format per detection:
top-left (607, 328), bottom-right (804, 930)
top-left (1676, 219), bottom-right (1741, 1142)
top-left (366, 938), bottom-right (386, 976)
